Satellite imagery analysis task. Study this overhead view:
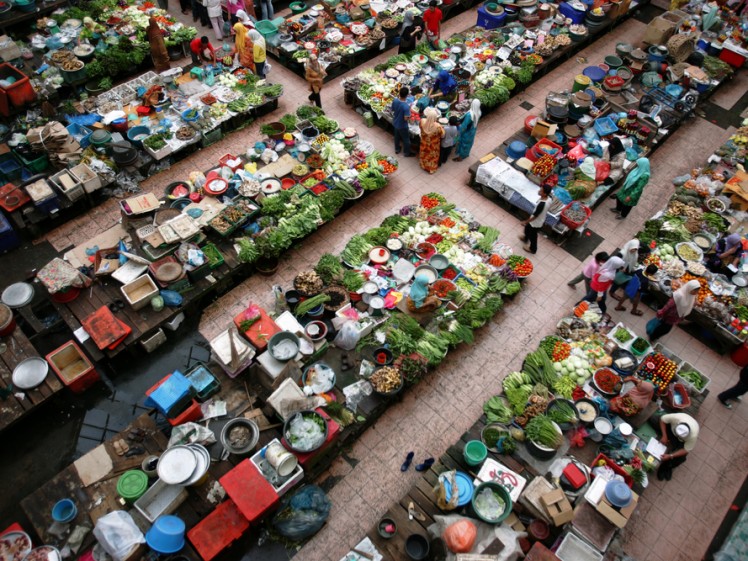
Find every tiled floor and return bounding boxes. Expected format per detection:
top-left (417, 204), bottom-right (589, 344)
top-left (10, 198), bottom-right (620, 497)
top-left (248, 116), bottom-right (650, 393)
top-left (38, 8), bottom-right (748, 561)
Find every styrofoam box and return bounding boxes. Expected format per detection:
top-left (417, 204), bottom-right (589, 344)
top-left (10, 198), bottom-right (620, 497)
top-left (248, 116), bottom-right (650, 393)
top-left (134, 478), bottom-right (188, 523)
top-left (556, 531), bottom-right (603, 561)
top-left (70, 163), bottom-right (102, 194)
top-left (50, 170), bottom-right (84, 202)
top-left (266, 378), bottom-right (305, 420)
top-left (473, 458), bottom-right (527, 503)
top-left (334, 303), bottom-right (384, 337)
top-left (250, 438), bottom-right (304, 497)
top-left (121, 274), bottom-right (158, 310)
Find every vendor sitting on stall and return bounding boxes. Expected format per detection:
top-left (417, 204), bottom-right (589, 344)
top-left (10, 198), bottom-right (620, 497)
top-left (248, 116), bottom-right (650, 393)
top-left (575, 156), bottom-right (598, 182)
top-left (706, 233), bottom-right (743, 275)
top-left (651, 411), bottom-right (699, 481)
top-left (190, 36), bottom-right (217, 65)
top-left (407, 274), bottom-right (440, 313)
top-left (430, 70), bottom-right (457, 100)
top-left (610, 377), bottom-right (655, 417)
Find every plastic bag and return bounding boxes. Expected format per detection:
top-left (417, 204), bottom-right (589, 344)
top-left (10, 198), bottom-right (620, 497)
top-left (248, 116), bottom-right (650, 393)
top-left (443, 519), bottom-right (477, 553)
top-left (272, 485), bottom-right (331, 540)
top-left (168, 422), bottom-right (216, 447)
top-left (161, 290), bottom-right (183, 307)
top-left (333, 321), bottom-right (360, 350)
top-left (92, 511), bottom-right (145, 561)
top-left (434, 471), bottom-right (459, 511)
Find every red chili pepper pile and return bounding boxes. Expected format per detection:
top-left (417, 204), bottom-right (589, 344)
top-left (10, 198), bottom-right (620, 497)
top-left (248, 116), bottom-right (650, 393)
top-left (376, 352), bottom-right (388, 364)
top-left (425, 233), bottom-right (443, 244)
top-left (421, 195), bottom-right (441, 209)
top-left (441, 268), bottom-right (458, 280)
top-left (594, 369), bottom-right (619, 393)
top-left (432, 280), bottom-right (455, 298)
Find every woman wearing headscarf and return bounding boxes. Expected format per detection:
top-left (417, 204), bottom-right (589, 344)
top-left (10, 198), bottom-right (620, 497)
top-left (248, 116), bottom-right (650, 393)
top-left (146, 17), bottom-right (170, 73)
top-left (227, 0), bottom-right (248, 24)
top-left (305, 54), bottom-right (326, 108)
top-left (610, 239), bottom-right (640, 300)
top-left (575, 157), bottom-right (597, 182)
top-left (706, 233), bottom-right (743, 274)
top-left (612, 157), bottom-right (650, 219)
top-left (407, 274), bottom-right (440, 313)
top-left (430, 69), bottom-right (457, 100)
top-left (236, 8), bottom-right (255, 24)
top-left (610, 376), bottom-right (655, 417)
top-left (604, 136), bottom-right (626, 185)
top-left (233, 22), bottom-right (254, 71)
top-left (248, 29), bottom-right (266, 78)
top-left (453, 99), bottom-right (481, 162)
top-left (398, 11), bottom-right (423, 55)
top-left (419, 107), bottom-right (444, 175)
top-left (647, 279), bottom-right (701, 342)
top-left (581, 256), bottom-right (625, 315)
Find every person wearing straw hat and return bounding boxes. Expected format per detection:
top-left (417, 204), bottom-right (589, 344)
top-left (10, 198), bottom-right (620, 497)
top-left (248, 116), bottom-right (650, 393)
top-left (651, 411), bottom-right (699, 480)
top-left (614, 264), bottom-right (658, 316)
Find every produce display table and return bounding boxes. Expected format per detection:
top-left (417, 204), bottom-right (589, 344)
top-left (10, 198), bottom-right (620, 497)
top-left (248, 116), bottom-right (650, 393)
top-left (0, 0), bottom-right (70, 35)
top-left (0, 325), bottom-right (63, 433)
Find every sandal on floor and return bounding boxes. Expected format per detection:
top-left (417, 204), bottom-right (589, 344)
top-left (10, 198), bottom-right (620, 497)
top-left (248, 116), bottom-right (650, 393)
top-left (401, 451), bottom-right (415, 472)
top-left (631, 309), bottom-right (643, 316)
top-left (415, 458), bottom-right (435, 471)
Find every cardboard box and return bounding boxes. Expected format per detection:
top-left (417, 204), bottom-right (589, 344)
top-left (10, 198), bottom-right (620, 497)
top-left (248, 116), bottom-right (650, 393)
top-left (540, 488), bottom-right (573, 526)
top-left (531, 119), bottom-right (556, 139)
top-left (596, 490), bottom-right (638, 528)
top-left (473, 458), bottom-right (527, 502)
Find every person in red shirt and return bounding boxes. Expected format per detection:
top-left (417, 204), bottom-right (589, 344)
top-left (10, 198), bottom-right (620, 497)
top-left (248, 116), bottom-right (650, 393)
top-left (422, 1), bottom-right (442, 46)
top-left (190, 36), bottom-right (216, 66)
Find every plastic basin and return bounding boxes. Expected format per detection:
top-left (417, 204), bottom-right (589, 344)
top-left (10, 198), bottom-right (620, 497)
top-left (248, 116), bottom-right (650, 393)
top-left (146, 515), bottom-right (186, 554)
top-left (463, 440), bottom-right (488, 466)
top-left (268, 331), bottom-right (300, 362)
top-left (127, 126), bottom-right (151, 148)
top-left (471, 481), bottom-right (512, 524)
top-left (117, 470), bottom-right (149, 504)
top-left (583, 66), bottom-right (606, 83)
top-left (405, 534), bottom-right (429, 560)
top-left (52, 498), bottom-right (77, 523)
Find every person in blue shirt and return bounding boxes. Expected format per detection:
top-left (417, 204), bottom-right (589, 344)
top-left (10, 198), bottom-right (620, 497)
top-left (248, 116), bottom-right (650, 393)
top-left (391, 87), bottom-right (414, 157)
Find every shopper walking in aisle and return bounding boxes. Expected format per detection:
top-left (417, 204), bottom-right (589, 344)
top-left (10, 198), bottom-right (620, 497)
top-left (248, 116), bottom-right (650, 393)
top-left (422, 0), bottom-right (442, 47)
top-left (391, 87), bottom-right (413, 158)
top-left (614, 264), bottom-right (658, 316)
top-left (581, 256), bottom-right (625, 315)
top-left (646, 279), bottom-right (701, 342)
top-left (440, 116), bottom-right (459, 166)
top-left (193, 0), bottom-right (209, 26)
top-left (233, 22), bottom-right (254, 71)
top-left (259, 0), bottom-right (274, 20)
top-left (179, 0), bottom-right (190, 13)
top-left (226, 0), bottom-right (246, 24)
top-left (453, 99), bottom-right (481, 162)
top-left (567, 251), bottom-right (609, 293)
top-left (609, 239), bottom-right (640, 299)
top-left (146, 17), bottom-right (170, 73)
top-left (398, 11), bottom-right (423, 55)
top-left (305, 54), bottom-right (326, 108)
top-left (603, 136), bottom-right (626, 185)
top-left (518, 184), bottom-right (552, 254)
top-left (206, 0), bottom-right (224, 40)
top-left (652, 411), bottom-right (699, 480)
top-left (612, 157), bottom-right (650, 219)
top-left (248, 29), bottom-right (266, 78)
top-left (718, 364), bottom-right (748, 408)
top-left (419, 107), bottom-right (444, 174)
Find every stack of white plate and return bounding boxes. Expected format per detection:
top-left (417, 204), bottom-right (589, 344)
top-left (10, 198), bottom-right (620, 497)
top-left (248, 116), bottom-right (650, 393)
top-left (157, 444), bottom-right (211, 486)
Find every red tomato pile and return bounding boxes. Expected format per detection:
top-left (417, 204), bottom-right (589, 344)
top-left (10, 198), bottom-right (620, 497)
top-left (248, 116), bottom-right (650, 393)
top-left (637, 352), bottom-right (678, 391)
top-left (509, 256), bottom-right (533, 277)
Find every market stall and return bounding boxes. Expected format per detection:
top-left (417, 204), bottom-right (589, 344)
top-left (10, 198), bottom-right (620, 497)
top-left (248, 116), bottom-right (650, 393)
top-left (264, 0), bottom-right (480, 82)
top-left (15, 192), bottom-right (537, 561)
top-left (469, 13), bottom-right (738, 238)
top-left (629, 125), bottom-right (748, 354)
top-left (37, 105), bottom-right (395, 361)
top-left (345, 309), bottom-right (708, 561)
top-left (343, 0), bottom-right (645, 142)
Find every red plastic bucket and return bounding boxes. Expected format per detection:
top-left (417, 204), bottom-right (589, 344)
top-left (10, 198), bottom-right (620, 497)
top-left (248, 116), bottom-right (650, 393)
top-left (51, 286), bottom-right (81, 303)
top-left (0, 303), bottom-right (15, 336)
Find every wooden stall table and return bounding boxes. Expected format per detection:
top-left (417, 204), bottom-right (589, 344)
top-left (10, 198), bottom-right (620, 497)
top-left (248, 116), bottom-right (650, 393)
top-left (0, 327), bottom-right (63, 432)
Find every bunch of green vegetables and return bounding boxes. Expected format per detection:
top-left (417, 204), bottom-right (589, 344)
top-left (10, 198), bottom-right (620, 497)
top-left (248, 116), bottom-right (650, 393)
top-left (503, 371), bottom-right (533, 415)
top-left (294, 294), bottom-right (331, 317)
top-left (483, 396), bottom-right (513, 424)
top-left (340, 235), bottom-right (373, 266)
top-left (525, 415), bottom-right (562, 448)
top-left (679, 369), bottom-right (707, 390)
top-left (476, 226), bottom-right (500, 253)
top-left (279, 113), bottom-right (298, 130)
top-left (524, 349), bottom-right (559, 387)
top-left (552, 375), bottom-right (577, 399)
top-left (546, 401), bottom-right (577, 424)
top-left (296, 105), bottom-right (325, 120)
top-left (315, 253), bottom-right (343, 284)
top-left (341, 270), bottom-right (365, 292)
top-left (358, 168), bottom-right (387, 191)
top-left (237, 238), bottom-right (259, 263)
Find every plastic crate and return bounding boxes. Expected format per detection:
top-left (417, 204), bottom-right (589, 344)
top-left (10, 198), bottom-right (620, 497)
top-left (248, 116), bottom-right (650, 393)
top-left (255, 19), bottom-right (279, 39)
top-left (187, 499), bottom-right (249, 561)
top-left (559, 2), bottom-right (586, 24)
top-left (560, 201), bottom-right (592, 229)
top-left (167, 398), bottom-right (202, 426)
top-left (145, 371), bottom-right (194, 417)
top-left (219, 153), bottom-right (243, 172)
top-left (49, 170), bottom-right (84, 202)
top-left (556, 532), bottom-right (603, 561)
top-left (526, 138), bottom-right (563, 162)
top-left (593, 116), bottom-right (619, 136)
top-left (46, 340), bottom-right (99, 393)
top-left (0, 212), bottom-right (20, 253)
top-left (0, 63), bottom-right (35, 116)
top-left (70, 163), bottom-right (102, 194)
top-left (676, 361), bottom-right (710, 395)
top-left (662, 382), bottom-right (691, 409)
top-left (720, 45), bottom-right (746, 68)
top-left (589, 453), bottom-right (633, 487)
top-left (66, 123), bottom-right (92, 149)
top-left (14, 150), bottom-right (48, 174)
top-left (0, 153), bottom-right (20, 182)
top-left (185, 362), bottom-right (220, 401)
top-left (201, 242), bottom-right (225, 269)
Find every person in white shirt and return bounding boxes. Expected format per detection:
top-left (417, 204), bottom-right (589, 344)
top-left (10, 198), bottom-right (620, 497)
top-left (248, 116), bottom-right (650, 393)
top-left (206, 0), bottom-right (224, 40)
top-left (439, 116), bottom-right (459, 166)
top-left (518, 184), bottom-right (552, 254)
top-left (655, 412), bottom-right (699, 480)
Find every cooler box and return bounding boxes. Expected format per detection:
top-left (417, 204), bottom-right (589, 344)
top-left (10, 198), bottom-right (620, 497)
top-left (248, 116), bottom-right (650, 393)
top-left (0, 211), bottom-right (20, 253)
top-left (187, 499), bottom-right (250, 561)
top-left (0, 64), bottom-right (36, 117)
top-left (145, 371), bottom-right (194, 417)
top-left (559, 2), bottom-right (586, 24)
top-left (720, 43), bottom-right (747, 68)
top-left (46, 340), bottom-right (99, 393)
top-left (477, 6), bottom-right (507, 29)
top-left (220, 460), bottom-right (280, 524)
top-left (25, 179), bottom-right (60, 215)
